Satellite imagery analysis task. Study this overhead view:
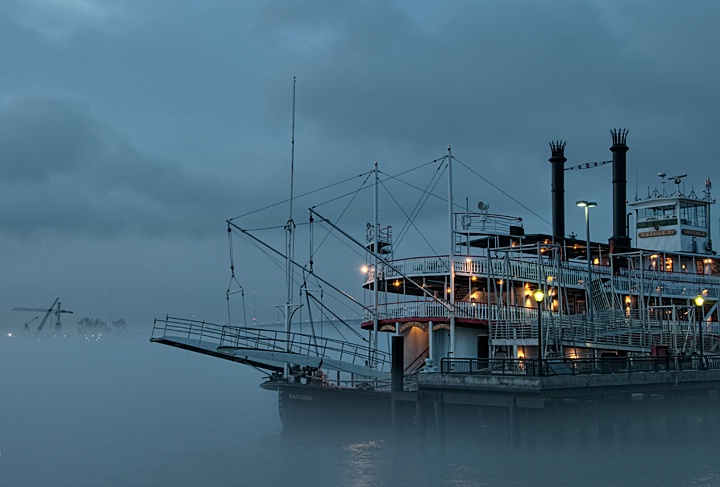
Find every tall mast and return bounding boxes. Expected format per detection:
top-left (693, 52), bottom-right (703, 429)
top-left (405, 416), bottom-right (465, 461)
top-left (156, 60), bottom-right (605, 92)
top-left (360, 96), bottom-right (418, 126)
top-left (284, 77), bottom-right (297, 378)
top-left (447, 147), bottom-right (456, 357)
top-left (372, 161), bottom-right (379, 365)
top-left (286, 76), bottom-right (296, 301)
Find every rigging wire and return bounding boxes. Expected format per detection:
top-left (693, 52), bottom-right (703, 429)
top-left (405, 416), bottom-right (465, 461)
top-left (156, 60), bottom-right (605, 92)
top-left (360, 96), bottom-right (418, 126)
top-left (305, 291), bottom-right (366, 342)
top-left (379, 175), bottom-right (442, 258)
top-left (452, 155), bottom-right (553, 229)
top-left (384, 157), bottom-right (447, 252)
top-left (226, 225), bottom-right (247, 327)
top-left (302, 214), bottom-right (321, 352)
top-left (383, 155), bottom-right (448, 179)
top-left (230, 225), bottom-right (369, 325)
top-left (308, 155), bottom-right (447, 213)
top-left (302, 284), bottom-right (320, 353)
top-left (314, 220), bottom-right (368, 261)
top-left (308, 171), bottom-right (373, 260)
top-left (232, 228), bottom-right (287, 274)
top-left (228, 172), bottom-right (372, 221)
top-left (242, 221), bottom-right (311, 232)
top-left (379, 163), bottom-right (449, 208)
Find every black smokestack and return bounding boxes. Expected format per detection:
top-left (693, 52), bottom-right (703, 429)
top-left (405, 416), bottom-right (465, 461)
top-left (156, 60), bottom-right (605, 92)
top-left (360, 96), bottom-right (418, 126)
top-left (549, 140), bottom-right (567, 240)
top-left (610, 128), bottom-right (631, 249)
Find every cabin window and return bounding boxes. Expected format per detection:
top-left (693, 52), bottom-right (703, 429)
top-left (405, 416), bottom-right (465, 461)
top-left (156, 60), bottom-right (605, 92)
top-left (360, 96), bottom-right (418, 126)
top-left (680, 202), bottom-right (706, 227)
top-left (637, 205), bottom-right (676, 220)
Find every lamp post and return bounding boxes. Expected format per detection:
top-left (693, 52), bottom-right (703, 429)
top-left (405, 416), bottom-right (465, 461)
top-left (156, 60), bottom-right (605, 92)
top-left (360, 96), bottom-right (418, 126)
top-left (534, 288), bottom-right (545, 377)
top-left (576, 201), bottom-right (597, 321)
top-left (695, 294), bottom-right (706, 369)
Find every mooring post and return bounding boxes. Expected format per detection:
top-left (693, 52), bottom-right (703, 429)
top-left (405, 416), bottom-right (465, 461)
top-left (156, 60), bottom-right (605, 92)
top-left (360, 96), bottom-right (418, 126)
top-left (391, 335), bottom-right (404, 435)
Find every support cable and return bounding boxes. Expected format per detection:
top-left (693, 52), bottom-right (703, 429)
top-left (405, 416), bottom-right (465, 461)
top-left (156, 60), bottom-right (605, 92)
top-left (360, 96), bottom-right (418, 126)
top-left (305, 291), bottom-right (366, 342)
top-left (226, 225), bottom-right (247, 327)
top-left (452, 155), bottom-right (552, 229)
top-left (309, 172), bottom-right (373, 259)
top-left (228, 172), bottom-right (371, 222)
top-left (380, 162), bottom-right (445, 256)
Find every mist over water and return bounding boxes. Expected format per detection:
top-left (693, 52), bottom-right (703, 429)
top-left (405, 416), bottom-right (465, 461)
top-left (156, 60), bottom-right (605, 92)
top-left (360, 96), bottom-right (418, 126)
top-left (2, 333), bottom-right (719, 487)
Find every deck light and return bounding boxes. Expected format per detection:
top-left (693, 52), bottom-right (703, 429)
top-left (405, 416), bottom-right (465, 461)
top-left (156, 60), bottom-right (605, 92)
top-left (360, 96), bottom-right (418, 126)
top-left (534, 289), bottom-right (544, 376)
top-left (534, 289), bottom-right (544, 303)
top-left (361, 265), bottom-right (369, 274)
top-left (576, 200), bottom-right (597, 209)
top-left (695, 294), bottom-right (706, 369)
top-left (577, 200), bottom-right (597, 321)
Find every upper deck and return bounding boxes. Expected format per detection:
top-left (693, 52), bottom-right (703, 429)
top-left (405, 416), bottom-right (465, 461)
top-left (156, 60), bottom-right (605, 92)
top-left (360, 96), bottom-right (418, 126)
top-left (363, 252), bottom-right (720, 301)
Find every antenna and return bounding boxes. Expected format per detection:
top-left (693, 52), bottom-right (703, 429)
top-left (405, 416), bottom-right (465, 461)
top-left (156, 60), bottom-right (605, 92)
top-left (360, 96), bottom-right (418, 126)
top-left (289, 76), bottom-right (296, 221)
top-left (658, 172), bottom-right (667, 197)
top-left (668, 174), bottom-right (687, 196)
top-left (286, 77), bottom-right (297, 301)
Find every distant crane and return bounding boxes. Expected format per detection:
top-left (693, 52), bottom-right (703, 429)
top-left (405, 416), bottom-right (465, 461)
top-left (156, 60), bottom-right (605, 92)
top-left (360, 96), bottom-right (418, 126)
top-left (12, 298), bottom-right (74, 335)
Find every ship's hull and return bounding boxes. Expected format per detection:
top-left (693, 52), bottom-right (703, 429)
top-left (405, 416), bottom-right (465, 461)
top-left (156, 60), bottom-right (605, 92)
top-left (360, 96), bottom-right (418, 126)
top-left (261, 381), bottom-right (394, 432)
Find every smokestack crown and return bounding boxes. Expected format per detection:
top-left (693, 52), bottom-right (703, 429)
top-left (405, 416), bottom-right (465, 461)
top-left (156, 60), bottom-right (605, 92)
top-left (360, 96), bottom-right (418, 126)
top-left (610, 128), bottom-right (629, 150)
top-left (549, 140), bottom-right (567, 160)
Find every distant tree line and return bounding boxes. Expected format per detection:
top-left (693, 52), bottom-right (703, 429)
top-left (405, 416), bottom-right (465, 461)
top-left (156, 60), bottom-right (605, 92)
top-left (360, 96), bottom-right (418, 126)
top-left (77, 318), bottom-right (128, 334)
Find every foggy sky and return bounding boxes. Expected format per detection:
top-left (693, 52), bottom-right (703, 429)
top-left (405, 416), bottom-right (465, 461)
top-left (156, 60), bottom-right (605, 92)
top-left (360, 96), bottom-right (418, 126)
top-left (2, 0), bottom-right (720, 330)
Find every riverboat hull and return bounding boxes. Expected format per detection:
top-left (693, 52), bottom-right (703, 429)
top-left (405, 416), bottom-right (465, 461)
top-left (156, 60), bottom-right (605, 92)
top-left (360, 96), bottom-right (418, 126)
top-left (261, 381), bottom-right (393, 432)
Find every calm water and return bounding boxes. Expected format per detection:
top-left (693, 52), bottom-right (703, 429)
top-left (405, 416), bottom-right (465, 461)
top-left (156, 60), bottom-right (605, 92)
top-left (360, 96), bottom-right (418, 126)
top-left (1, 333), bottom-right (719, 487)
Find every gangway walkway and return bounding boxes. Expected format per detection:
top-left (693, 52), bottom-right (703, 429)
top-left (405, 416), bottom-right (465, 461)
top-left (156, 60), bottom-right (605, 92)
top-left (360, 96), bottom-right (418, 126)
top-left (151, 316), bottom-right (390, 379)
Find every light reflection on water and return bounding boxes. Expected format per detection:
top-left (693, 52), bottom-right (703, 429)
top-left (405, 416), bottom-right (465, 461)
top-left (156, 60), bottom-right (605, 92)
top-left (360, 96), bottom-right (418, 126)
top-left (1, 333), bottom-right (719, 487)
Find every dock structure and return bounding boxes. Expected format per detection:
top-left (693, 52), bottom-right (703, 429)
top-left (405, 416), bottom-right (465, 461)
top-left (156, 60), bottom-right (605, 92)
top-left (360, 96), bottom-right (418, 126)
top-left (399, 356), bottom-right (720, 445)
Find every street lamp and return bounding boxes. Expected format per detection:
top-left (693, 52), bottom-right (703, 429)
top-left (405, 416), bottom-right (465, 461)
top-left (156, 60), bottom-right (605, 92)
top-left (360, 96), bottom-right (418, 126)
top-left (534, 288), bottom-right (545, 377)
top-left (695, 294), bottom-right (706, 369)
top-left (577, 201), bottom-right (597, 320)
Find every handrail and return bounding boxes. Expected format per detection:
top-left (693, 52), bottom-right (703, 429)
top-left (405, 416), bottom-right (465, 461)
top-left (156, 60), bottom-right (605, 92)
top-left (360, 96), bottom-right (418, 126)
top-left (364, 254), bottom-right (720, 298)
top-left (151, 316), bottom-right (391, 372)
top-left (441, 355), bottom-right (720, 377)
top-left (365, 300), bottom-right (538, 322)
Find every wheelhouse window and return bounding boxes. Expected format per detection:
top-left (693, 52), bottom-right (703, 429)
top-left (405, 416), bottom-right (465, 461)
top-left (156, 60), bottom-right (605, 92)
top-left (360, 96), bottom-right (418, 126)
top-left (637, 204), bottom-right (676, 220)
top-left (680, 202), bottom-right (706, 227)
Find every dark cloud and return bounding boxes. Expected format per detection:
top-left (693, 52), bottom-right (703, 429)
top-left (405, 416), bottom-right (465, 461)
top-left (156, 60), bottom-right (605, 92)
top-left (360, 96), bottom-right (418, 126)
top-left (1, 1), bottom-right (720, 328)
top-left (0, 94), bottom-right (238, 238)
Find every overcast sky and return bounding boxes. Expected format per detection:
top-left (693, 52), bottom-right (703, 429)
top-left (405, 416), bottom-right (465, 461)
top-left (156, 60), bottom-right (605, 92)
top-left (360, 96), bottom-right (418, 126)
top-left (2, 0), bottom-right (719, 331)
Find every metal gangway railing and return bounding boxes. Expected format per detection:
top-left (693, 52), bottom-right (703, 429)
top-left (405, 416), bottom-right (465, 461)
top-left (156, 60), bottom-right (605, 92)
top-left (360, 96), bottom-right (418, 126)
top-left (151, 316), bottom-right (391, 376)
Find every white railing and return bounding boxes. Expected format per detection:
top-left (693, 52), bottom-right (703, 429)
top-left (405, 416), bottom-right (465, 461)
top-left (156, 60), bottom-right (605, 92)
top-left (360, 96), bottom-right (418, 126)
top-left (364, 255), bottom-right (720, 299)
top-left (366, 300), bottom-right (538, 322)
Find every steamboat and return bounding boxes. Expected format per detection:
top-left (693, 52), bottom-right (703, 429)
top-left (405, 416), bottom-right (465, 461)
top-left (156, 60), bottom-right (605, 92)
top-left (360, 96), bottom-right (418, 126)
top-left (152, 129), bottom-right (720, 441)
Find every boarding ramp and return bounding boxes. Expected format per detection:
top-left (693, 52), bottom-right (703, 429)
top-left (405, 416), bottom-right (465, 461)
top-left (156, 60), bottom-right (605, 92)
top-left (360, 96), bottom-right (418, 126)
top-left (151, 316), bottom-right (390, 380)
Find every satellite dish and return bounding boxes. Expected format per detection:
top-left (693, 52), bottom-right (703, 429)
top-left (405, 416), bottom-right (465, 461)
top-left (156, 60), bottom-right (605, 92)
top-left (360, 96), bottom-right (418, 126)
top-left (477, 201), bottom-right (490, 211)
